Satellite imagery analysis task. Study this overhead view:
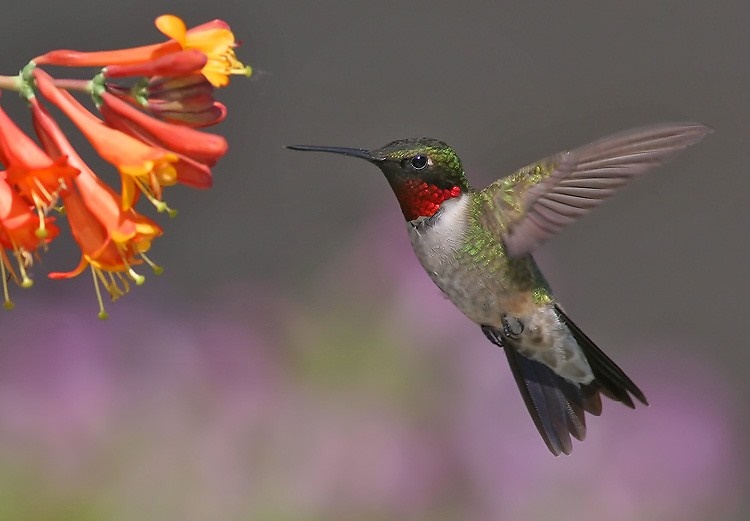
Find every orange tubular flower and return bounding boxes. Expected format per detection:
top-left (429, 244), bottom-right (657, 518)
top-left (34, 39), bottom-right (181, 68)
top-left (33, 69), bottom-right (178, 211)
top-left (32, 102), bottom-right (163, 318)
top-left (35, 14), bottom-right (251, 88)
top-left (51, 183), bottom-right (163, 319)
top-left (0, 174), bottom-right (58, 305)
top-left (103, 49), bottom-right (207, 79)
top-left (100, 91), bottom-right (226, 163)
top-left (0, 103), bottom-right (78, 239)
top-left (99, 91), bottom-right (227, 188)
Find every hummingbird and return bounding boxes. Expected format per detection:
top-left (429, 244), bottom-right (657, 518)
top-left (288, 122), bottom-right (711, 455)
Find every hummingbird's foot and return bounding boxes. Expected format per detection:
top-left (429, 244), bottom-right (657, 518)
top-left (481, 325), bottom-right (504, 348)
top-left (502, 314), bottom-right (524, 339)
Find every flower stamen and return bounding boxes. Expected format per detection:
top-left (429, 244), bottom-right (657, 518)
top-left (140, 252), bottom-right (163, 274)
top-left (116, 250), bottom-right (145, 286)
top-left (107, 271), bottom-right (127, 297)
top-left (132, 175), bottom-right (178, 216)
top-left (32, 177), bottom-right (56, 205)
top-left (0, 253), bottom-right (14, 310)
top-left (14, 249), bottom-right (33, 288)
top-left (89, 266), bottom-right (108, 319)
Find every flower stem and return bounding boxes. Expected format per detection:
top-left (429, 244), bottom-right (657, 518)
top-left (49, 78), bottom-right (93, 93)
top-left (0, 75), bottom-right (22, 91)
top-left (0, 74), bottom-right (91, 95)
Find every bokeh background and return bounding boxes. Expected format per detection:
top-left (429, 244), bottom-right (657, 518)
top-left (0, 1), bottom-right (748, 520)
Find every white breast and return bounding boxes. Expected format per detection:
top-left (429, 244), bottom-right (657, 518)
top-left (407, 195), bottom-right (469, 270)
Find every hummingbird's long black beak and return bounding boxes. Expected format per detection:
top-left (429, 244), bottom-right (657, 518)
top-left (286, 145), bottom-right (380, 162)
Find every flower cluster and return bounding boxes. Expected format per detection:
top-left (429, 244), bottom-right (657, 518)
top-left (0, 14), bottom-right (250, 318)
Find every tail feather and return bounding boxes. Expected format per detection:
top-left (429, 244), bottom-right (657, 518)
top-left (503, 343), bottom-right (586, 455)
top-left (482, 309), bottom-right (647, 456)
top-left (555, 305), bottom-right (649, 408)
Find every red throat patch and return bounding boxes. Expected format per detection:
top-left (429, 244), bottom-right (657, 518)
top-left (394, 179), bottom-right (462, 221)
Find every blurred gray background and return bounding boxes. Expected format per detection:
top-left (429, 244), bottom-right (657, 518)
top-left (0, 1), bottom-right (747, 519)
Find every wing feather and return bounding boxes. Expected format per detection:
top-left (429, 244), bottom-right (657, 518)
top-left (483, 122), bottom-right (712, 258)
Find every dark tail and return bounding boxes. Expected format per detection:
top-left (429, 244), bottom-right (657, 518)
top-left (556, 305), bottom-right (648, 408)
top-left (482, 307), bottom-right (647, 456)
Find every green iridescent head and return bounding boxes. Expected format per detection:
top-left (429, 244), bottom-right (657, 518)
top-left (366, 138), bottom-right (468, 192)
top-left (287, 138), bottom-right (470, 220)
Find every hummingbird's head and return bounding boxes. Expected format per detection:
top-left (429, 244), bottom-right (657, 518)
top-left (288, 138), bottom-right (469, 221)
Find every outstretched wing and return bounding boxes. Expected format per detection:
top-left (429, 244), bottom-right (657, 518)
top-left (481, 123), bottom-right (712, 258)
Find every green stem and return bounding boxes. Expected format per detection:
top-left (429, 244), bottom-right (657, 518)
top-left (0, 74), bottom-right (92, 97)
top-left (0, 74), bottom-right (23, 92)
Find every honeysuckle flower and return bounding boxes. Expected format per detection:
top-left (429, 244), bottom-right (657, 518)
top-left (107, 73), bottom-right (227, 127)
top-left (51, 183), bottom-right (162, 319)
top-left (31, 97), bottom-right (162, 318)
top-left (99, 91), bottom-right (227, 188)
top-left (103, 49), bottom-right (207, 79)
top-left (35, 14), bottom-right (251, 88)
top-left (155, 15), bottom-right (251, 87)
top-left (33, 38), bottom-right (181, 68)
top-left (0, 175), bottom-right (58, 253)
top-left (34, 69), bottom-right (179, 211)
top-left (0, 174), bottom-right (58, 301)
top-left (0, 103), bottom-right (77, 238)
top-left (0, 12), bottom-right (249, 314)
top-left (102, 113), bottom-right (213, 189)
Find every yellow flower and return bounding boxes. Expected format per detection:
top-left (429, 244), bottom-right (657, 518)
top-left (156, 14), bottom-right (251, 87)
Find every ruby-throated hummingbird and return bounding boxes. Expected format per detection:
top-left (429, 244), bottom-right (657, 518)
top-left (288, 122), bottom-right (711, 455)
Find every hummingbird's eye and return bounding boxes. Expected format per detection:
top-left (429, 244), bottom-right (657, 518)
top-left (410, 155), bottom-right (428, 170)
